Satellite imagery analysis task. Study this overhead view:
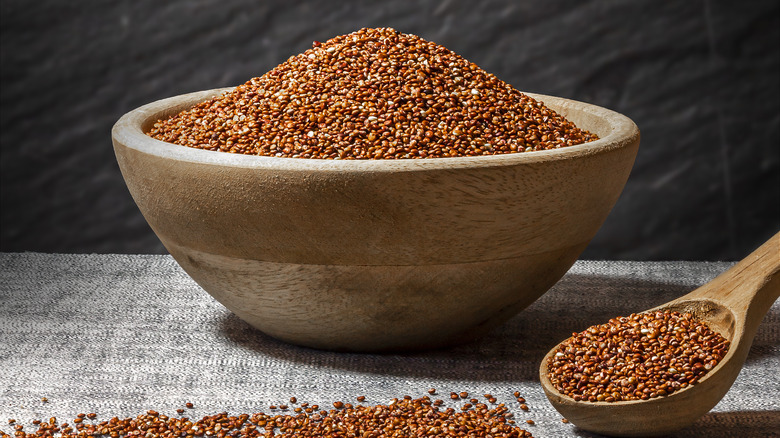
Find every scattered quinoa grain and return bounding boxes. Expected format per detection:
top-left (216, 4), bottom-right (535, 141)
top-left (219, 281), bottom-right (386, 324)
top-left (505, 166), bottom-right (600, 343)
top-left (3, 392), bottom-right (534, 437)
top-left (148, 27), bottom-right (597, 160)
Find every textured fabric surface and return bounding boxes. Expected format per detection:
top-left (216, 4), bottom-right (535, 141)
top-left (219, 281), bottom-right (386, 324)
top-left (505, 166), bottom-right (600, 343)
top-left (0, 253), bottom-right (778, 437)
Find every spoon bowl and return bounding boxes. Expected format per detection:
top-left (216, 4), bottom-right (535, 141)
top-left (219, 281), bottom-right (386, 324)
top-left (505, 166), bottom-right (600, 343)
top-left (540, 232), bottom-right (780, 436)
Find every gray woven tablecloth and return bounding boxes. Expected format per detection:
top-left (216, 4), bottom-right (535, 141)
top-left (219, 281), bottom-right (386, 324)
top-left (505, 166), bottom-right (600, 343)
top-left (1, 253), bottom-right (778, 437)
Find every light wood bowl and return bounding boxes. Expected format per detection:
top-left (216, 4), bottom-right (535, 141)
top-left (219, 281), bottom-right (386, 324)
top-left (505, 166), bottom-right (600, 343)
top-left (112, 88), bottom-right (640, 352)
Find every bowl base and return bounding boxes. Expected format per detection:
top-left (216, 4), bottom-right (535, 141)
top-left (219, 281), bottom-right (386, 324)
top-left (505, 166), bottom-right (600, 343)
top-left (164, 239), bottom-right (587, 352)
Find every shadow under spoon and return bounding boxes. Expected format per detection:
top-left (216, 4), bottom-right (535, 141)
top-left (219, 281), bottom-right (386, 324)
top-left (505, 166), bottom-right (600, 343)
top-left (539, 232), bottom-right (780, 437)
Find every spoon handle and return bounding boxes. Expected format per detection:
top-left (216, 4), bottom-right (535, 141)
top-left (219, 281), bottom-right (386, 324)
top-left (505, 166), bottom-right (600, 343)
top-left (689, 231), bottom-right (780, 333)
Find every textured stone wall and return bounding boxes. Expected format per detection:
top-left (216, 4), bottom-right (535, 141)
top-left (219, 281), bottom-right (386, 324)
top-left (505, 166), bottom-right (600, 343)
top-left (1, 0), bottom-right (778, 260)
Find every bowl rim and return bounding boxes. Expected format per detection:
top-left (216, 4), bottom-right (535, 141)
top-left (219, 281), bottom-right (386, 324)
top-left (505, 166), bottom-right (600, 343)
top-left (112, 87), bottom-right (640, 172)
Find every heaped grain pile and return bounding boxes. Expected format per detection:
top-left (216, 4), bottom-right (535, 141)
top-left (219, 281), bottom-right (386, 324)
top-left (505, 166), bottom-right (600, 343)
top-left (3, 393), bottom-right (535, 437)
top-left (546, 310), bottom-right (730, 403)
top-left (148, 27), bottom-right (598, 159)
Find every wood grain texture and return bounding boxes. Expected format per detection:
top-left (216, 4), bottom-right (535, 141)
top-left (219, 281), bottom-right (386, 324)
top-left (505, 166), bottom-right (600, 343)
top-left (165, 239), bottom-right (588, 351)
top-left (540, 232), bottom-right (780, 436)
top-left (112, 88), bottom-right (640, 351)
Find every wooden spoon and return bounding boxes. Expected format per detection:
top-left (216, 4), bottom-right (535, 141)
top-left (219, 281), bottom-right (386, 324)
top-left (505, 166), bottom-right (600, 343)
top-left (539, 232), bottom-right (780, 437)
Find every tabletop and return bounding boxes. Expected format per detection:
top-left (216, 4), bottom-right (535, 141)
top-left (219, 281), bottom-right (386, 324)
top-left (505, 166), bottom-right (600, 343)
top-left (1, 253), bottom-right (778, 437)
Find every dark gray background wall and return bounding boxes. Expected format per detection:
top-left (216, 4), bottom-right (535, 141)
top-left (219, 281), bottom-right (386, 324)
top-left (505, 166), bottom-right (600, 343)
top-left (1, 0), bottom-right (778, 260)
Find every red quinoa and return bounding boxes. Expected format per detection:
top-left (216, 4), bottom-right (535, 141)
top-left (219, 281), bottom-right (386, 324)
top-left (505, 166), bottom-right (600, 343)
top-left (547, 310), bottom-right (730, 402)
top-left (1, 392), bottom-right (534, 437)
top-left (148, 27), bottom-right (597, 159)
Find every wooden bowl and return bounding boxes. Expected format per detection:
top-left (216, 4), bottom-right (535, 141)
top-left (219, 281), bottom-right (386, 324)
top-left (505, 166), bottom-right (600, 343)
top-left (112, 88), bottom-right (640, 352)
